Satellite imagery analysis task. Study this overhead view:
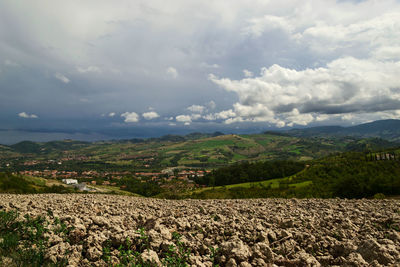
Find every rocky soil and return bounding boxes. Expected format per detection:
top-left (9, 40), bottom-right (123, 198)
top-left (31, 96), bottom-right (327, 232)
top-left (0, 194), bottom-right (399, 266)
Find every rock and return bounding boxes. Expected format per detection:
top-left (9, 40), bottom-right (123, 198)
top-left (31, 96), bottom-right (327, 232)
top-left (69, 229), bottom-right (86, 243)
top-left (141, 249), bottom-right (161, 265)
top-left (357, 239), bottom-right (394, 265)
top-left (252, 242), bottom-right (273, 261)
top-left (86, 246), bottom-right (102, 261)
top-left (221, 239), bottom-right (251, 262)
top-left (0, 194), bottom-right (399, 266)
top-left (226, 258), bottom-right (238, 267)
top-left (239, 261), bottom-right (252, 267)
top-left (252, 258), bottom-right (269, 266)
top-left (297, 251), bottom-right (321, 266)
top-left (331, 243), bottom-right (356, 257)
top-left (158, 225), bottom-right (172, 240)
top-left (91, 216), bottom-right (108, 227)
top-left (346, 252), bottom-right (368, 266)
top-left (387, 230), bottom-right (400, 242)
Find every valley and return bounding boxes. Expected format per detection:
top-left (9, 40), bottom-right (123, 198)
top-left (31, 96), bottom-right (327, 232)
top-left (1, 120), bottom-right (400, 199)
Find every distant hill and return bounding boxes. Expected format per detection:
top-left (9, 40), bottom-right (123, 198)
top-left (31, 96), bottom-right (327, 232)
top-left (117, 132), bottom-right (225, 144)
top-left (286, 119), bottom-right (400, 142)
top-left (10, 140), bottom-right (91, 154)
top-left (2, 121), bottom-right (400, 170)
top-left (10, 141), bottom-right (43, 153)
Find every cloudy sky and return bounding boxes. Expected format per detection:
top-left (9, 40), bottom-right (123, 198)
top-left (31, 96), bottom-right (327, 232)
top-left (1, 0), bottom-right (400, 140)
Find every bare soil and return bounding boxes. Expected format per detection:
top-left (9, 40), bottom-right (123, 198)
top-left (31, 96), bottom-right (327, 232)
top-left (0, 194), bottom-right (399, 266)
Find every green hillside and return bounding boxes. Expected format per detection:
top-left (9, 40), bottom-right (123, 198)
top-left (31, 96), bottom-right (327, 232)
top-left (172, 151), bottom-right (400, 199)
top-left (1, 132), bottom-right (399, 173)
top-left (0, 173), bottom-right (73, 194)
top-left (287, 119), bottom-right (400, 142)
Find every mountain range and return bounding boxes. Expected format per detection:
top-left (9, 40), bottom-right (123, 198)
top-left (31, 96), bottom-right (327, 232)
top-left (285, 119), bottom-right (400, 142)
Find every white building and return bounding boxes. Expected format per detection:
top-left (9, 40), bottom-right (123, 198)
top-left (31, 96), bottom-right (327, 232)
top-left (62, 179), bottom-right (78, 185)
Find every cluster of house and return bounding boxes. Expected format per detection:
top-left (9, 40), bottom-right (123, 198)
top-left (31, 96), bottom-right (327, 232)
top-left (18, 170), bottom-right (131, 180)
top-left (374, 153), bottom-right (398, 161)
top-left (61, 179), bottom-right (94, 192)
top-left (89, 180), bottom-right (118, 186)
top-left (20, 154), bottom-right (90, 167)
top-left (18, 168), bottom-right (210, 181)
top-left (23, 159), bottom-right (64, 166)
top-left (118, 153), bottom-right (156, 168)
top-left (16, 167), bottom-right (212, 192)
top-left (164, 170), bottom-right (208, 182)
top-left (60, 150), bottom-right (90, 161)
top-left (23, 160), bottom-right (41, 166)
top-left (19, 170), bottom-right (77, 178)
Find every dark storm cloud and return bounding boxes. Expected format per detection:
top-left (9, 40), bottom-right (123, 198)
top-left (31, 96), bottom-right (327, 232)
top-left (0, 0), bottom-right (400, 135)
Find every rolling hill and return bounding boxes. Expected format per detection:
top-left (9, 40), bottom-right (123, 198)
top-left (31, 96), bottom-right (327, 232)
top-left (287, 119), bottom-right (400, 141)
top-left (1, 120), bottom-right (400, 173)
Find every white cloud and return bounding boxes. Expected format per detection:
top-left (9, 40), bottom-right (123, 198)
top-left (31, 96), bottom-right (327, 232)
top-left (54, 73), bottom-right (70, 84)
top-left (315, 114), bottom-right (330, 122)
top-left (187, 104), bottom-right (205, 113)
top-left (190, 114), bottom-right (202, 120)
top-left (4, 0), bottom-right (400, 128)
top-left (121, 112), bottom-right (139, 123)
top-left (298, 12), bottom-right (400, 57)
top-left (77, 66), bottom-right (101, 73)
top-left (18, 112), bottom-right (38, 119)
top-left (286, 109), bottom-right (314, 127)
top-left (243, 69), bottom-right (253, 78)
top-left (209, 55), bottom-right (400, 126)
top-left (108, 112), bottom-right (116, 117)
top-left (142, 111), bottom-right (160, 120)
top-left (166, 67), bottom-right (178, 79)
top-left (276, 121), bottom-right (285, 128)
top-left (373, 46), bottom-right (400, 61)
top-left (244, 15), bottom-right (294, 37)
top-left (176, 115), bottom-right (192, 123)
top-left (184, 122), bottom-right (191, 126)
top-left (341, 114), bottom-right (354, 121)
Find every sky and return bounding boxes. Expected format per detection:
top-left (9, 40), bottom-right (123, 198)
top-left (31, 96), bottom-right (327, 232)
top-left (1, 0), bottom-right (400, 142)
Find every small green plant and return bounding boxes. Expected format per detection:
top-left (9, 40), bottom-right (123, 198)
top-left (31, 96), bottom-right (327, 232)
top-left (0, 209), bottom-right (69, 266)
top-left (102, 241), bottom-right (112, 264)
top-left (101, 229), bottom-right (191, 267)
top-left (137, 227), bottom-right (150, 251)
top-left (53, 217), bottom-right (74, 241)
top-left (382, 218), bottom-right (400, 231)
top-left (162, 232), bottom-right (190, 267)
top-left (209, 246), bottom-right (220, 267)
top-left (373, 193), bottom-right (385, 199)
top-left (102, 229), bottom-right (154, 267)
top-left (331, 232), bottom-right (343, 241)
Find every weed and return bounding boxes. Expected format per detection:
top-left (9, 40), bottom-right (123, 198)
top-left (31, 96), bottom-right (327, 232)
top-left (102, 229), bottom-right (155, 267)
top-left (137, 227), bottom-right (150, 251)
top-left (0, 209), bottom-right (70, 266)
top-left (101, 229), bottom-right (191, 266)
top-left (381, 218), bottom-right (400, 231)
top-left (331, 232), bottom-right (343, 241)
top-left (102, 241), bottom-right (112, 264)
top-left (209, 246), bottom-right (220, 267)
top-left (162, 232), bottom-right (190, 267)
top-left (53, 217), bottom-right (74, 242)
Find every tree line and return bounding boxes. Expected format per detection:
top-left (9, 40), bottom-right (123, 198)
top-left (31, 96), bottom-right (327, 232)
top-left (195, 160), bottom-right (305, 186)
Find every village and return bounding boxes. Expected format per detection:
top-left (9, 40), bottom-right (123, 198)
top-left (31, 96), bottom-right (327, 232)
top-left (16, 167), bottom-right (210, 193)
